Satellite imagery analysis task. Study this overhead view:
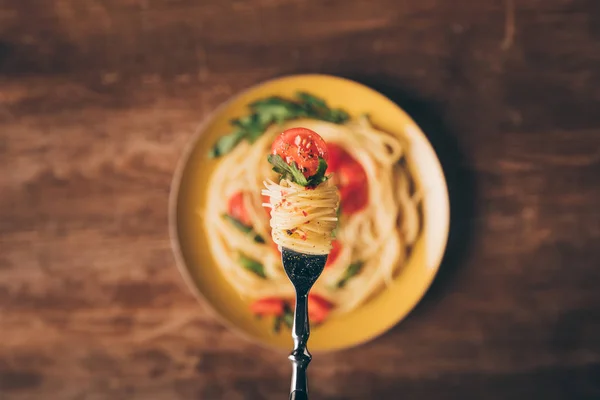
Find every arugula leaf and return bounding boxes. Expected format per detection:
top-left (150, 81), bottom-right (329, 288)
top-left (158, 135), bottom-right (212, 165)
top-left (325, 108), bottom-right (350, 124)
top-left (267, 154), bottom-right (308, 186)
top-left (296, 91), bottom-right (327, 108)
top-left (268, 154), bottom-right (329, 187)
top-left (250, 97), bottom-right (305, 123)
top-left (238, 253), bottom-right (267, 279)
top-left (231, 114), bottom-right (266, 143)
top-left (208, 129), bottom-right (245, 158)
top-left (209, 92), bottom-right (350, 157)
top-left (282, 304), bottom-right (294, 329)
top-left (336, 262), bottom-right (364, 288)
top-left (273, 315), bottom-right (282, 333)
top-left (222, 214), bottom-right (265, 243)
top-left (306, 157), bottom-right (329, 187)
top-left (296, 92), bottom-right (350, 124)
top-left (287, 162), bottom-right (309, 186)
top-left (223, 213), bottom-right (251, 233)
top-left (273, 303), bottom-right (294, 333)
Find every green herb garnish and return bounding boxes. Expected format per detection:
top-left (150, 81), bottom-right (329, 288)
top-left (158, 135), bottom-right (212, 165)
top-left (336, 262), bottom-right (364, 288)
top-left (296, 92), bottom-right (349, 123)
top-left (267, 154), bottom-right (329, 187)
top-left (331, 205), bottom-right (342, 239)
top-left (267, 154), bottom-right (308, 185)
top-left (208, 130), bottom-right (246, 158)
top-left (273, 314), bottom-right (282, 333)
top-left (282, 309), bottom-right (294, 329)
top-left (307, 157), bottom-right (329, 187)
top-left (273, 303), bottom-right (294, 333)
top-left (222, 214), bottom-right (265, 243)
top-left (282, 303), bottom-right (294, 328)
top-left (209, 92), bottom-right (349, 158)
top-left (296, 92), bottom-right (327, 108)
top-left (238, 253), bottom-right (267, 279)
top-left (249, 97), bottom-right (305, 124)
top-left (231, 114), bottom-right (266, 143)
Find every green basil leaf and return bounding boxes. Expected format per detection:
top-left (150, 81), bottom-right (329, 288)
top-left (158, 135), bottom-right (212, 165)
top-left (288, 162), bottom-right (309, 186)
top-left (209, 92), bottom-right (349, 157)
top-left (306, 157), bottom-right (329, 187)
top-left (231, 113), bottom-right (268, 143)
top-left (273, 315), bottom-right (282, 333)
top-left (208, 130), bottom-right (246, 158)
top-left (326, 108), bottom-right (350, 123)
top-left (267, 154), bottom-right (291, 176)
top-left (250, 97), bottom-right (305, 123)
top-left (222, 214), bottom-right (265, 243)
top-left (267, 154), bottom-right (308, 186)
top-left (296, 91), bottom-right (327, 108)
top-left (238, 253), bottom-right (267, 279)
top-left (336, 262), bottom-right (364, 288)
top-left (223, 214), bottom-right (252, 233)
top-left (267, 154), bottom-right (329, 187)
top-left (282, 305), bottom-right (294, 329)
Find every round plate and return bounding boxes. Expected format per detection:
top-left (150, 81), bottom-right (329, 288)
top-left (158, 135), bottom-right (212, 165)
top-left (169, 74), bottom-right (449, 351)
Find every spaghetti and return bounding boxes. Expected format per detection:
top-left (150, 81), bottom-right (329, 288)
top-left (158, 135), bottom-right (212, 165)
top-left (262, 178), bottom-right (339, 255)
top-left (203, 113), bottom-right (421, 324)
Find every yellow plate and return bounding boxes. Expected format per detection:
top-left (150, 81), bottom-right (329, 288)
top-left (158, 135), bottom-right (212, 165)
top-left (169, 74), bottom-right (449, 351)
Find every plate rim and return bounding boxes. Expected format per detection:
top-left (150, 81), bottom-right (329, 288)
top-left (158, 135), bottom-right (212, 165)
top-left (168, 73), bottom-right (450, 352)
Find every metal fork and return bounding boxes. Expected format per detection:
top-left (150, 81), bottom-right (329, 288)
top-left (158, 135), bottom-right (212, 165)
top-left (281, 247), bottom-right (328, 400)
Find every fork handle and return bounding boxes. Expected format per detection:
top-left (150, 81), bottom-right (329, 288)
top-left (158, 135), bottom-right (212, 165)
top-left (288, 292), bottom-right (311, 399)
top-left (290, 390), bottom-right (308, 400)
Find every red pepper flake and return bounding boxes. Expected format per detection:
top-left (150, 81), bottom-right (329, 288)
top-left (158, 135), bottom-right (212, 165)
top-left (302, 211), bottom-right (308, 216)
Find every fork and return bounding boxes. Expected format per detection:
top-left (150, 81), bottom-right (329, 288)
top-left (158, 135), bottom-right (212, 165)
top-left (281, 247), bottom-right (328, 400)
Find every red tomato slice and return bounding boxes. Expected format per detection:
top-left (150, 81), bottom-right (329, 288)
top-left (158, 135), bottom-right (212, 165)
top-left (272, 127), bottom-right (329, 178)
top-left (325, 144), bottom-right (369, 215)
top-left (325, 240), bottom-right (341, 268)
top-left (228, 191), bottom-right (252, 226)
top-left (308, 294), bottom-right (333, 324)
top-left (337, 162), bottom-right (368, 214)
top-left (325, 143), bottom-right (347, 173)
top-left (340, 184), bottom-right (368, 214)
top-left (250, 298), bottom-right (285, 316)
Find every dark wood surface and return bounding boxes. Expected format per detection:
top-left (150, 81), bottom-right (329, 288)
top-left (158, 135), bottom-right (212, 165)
top-left (1, 0), bottom-right (600, 399)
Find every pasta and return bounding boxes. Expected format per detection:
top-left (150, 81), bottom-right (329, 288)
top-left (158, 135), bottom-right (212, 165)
top-left (203, 115), bottom-right (421, 323)
top-left (262, 178), bottom-right (339, 255)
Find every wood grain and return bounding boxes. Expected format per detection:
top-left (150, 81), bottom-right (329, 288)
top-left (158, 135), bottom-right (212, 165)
top-left (1, 0), bottom-right (600, 399)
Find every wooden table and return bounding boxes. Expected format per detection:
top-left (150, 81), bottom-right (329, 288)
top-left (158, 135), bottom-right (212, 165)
top-left (1, 1), bottom-right (599, 399)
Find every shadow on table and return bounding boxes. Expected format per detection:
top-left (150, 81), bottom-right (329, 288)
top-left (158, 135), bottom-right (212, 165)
top-left (349, 75), bottom-right (478, 323)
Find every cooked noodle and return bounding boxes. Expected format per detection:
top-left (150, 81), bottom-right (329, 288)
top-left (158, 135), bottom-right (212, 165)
top-left (203, 116), bottom-right (421, 314)
top-left (262, 178), bottom-right (339, 255)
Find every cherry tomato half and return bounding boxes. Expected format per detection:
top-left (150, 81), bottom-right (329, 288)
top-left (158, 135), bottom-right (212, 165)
top-left (228, 191), bottom-right (252, 226)
top-left (249, 298), bottom-right (285, 316)
top-left (326, 143), bottom-right (369, 215)
top-left (272, 127), bottom-right (329, 178)
top-left (325, 240), bottom-right (341, 268)
top-left (308, 294), bottom-right (333, 324)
